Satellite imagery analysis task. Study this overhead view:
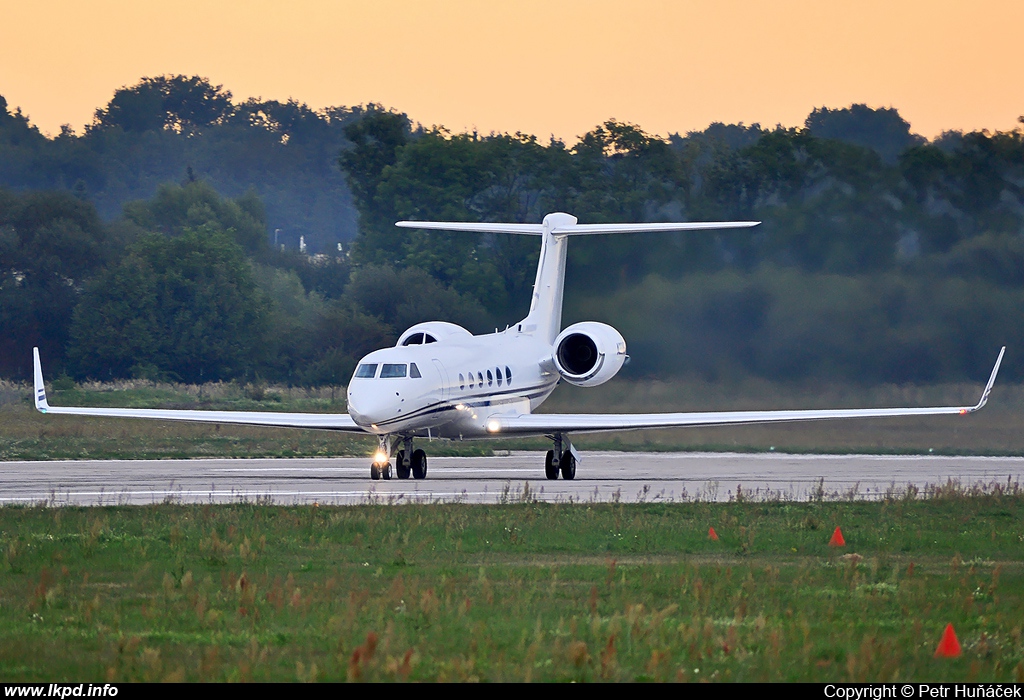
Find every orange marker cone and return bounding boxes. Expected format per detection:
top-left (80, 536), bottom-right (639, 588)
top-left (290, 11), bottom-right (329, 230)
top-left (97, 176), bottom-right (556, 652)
top-left (708, 527), bottom-right (719, 541)
top-left (934, 624), bottom-right (962, 658)
top-left (828, 527), bottom-right (846, 547)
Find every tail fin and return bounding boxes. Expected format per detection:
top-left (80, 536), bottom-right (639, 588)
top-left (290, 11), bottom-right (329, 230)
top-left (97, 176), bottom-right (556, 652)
top-left (396, 213), bottom-right (760, 343)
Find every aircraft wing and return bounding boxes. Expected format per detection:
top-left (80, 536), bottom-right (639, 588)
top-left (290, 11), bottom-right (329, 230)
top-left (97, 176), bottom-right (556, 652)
top-left (32, 349), bottom-right (365, 433)
top-left (489, 347), bottom-right (1005, 436)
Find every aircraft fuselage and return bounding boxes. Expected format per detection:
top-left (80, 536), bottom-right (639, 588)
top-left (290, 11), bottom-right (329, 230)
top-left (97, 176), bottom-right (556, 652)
top-left (347, 325), bottom-right (559, 439)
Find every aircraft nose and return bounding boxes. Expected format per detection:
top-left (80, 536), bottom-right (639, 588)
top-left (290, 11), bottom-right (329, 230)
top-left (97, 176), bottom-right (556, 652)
top-left (347, 383), bottom-right (396, 429)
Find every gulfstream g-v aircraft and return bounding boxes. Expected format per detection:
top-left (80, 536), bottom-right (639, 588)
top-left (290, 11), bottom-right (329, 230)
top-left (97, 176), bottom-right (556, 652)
top-left (33, 212), bottom-right (1005, 481)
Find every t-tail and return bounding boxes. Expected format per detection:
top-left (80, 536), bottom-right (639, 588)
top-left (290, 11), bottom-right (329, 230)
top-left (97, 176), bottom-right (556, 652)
top-left (396, 213), bottom-right (760, 343)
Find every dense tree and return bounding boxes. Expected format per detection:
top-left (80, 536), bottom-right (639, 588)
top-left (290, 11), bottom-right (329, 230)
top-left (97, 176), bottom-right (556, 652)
top-left (91, 76), bottom-right (234, 135)
top-left (0, 189), bottom-right (109, 377)
top-left (122, 180), bottom-right (268, 254)
top-left (0, 78), bottom-right (361, 254)
top-left (3, 82), bottom-right (1024, 385)
top-left (69, 228), bottom-right (266, 382)
top-left (805, 104), bottom-right (925, 164)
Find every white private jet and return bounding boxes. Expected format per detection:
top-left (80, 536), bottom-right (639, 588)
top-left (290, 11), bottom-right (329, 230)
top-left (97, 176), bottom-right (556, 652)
top-left (33, 212), bottom-right (1005, 481)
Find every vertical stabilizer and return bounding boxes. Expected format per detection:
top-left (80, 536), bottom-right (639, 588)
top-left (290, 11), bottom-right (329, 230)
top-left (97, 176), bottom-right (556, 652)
top-left (519, 212), bottom-right (576, 343)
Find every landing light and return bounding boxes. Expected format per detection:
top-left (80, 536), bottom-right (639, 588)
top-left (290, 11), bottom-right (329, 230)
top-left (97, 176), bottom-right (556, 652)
top-left (373, 450), bottom-right (388, 464)
top-left (487, 420), bottom-right (501, 433)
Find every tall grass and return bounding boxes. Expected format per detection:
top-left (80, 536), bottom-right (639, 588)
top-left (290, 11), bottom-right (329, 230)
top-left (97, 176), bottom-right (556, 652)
top-left (0, 492), bottom-right (1022, 681)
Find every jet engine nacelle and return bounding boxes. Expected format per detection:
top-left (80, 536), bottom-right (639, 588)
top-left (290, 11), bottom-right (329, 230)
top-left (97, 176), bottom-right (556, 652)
top-left (552, 322), bottom-right (627, 387)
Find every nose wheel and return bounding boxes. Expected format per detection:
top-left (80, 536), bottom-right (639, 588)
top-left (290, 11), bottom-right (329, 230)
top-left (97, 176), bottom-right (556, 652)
top-left (370, 462), bottom-right (392, 480)
top-left (371, 435), bottom-right (395, 480)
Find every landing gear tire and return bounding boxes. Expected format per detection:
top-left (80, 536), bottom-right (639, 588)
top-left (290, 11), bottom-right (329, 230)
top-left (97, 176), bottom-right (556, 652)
top-left (545, 450), bottom-right (559, 480)
top-left (560, 449), bottom-right (576, 480)
top-left (382, 462), bottom-right (392, 480)
top-left (396, 450), bottom-right (411, 479)
top-left (371, 461), bottom-right (392, 480)
top-left (370, 463), bottom-right (381, 480)
top-left (412, 449), bottom-right (428, 479)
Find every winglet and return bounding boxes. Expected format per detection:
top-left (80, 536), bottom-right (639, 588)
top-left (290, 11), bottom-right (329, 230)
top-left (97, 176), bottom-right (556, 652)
top-left (32, 347), bottom-right (49, 412)
top-left (969, 346), bottom-right (1005, 412)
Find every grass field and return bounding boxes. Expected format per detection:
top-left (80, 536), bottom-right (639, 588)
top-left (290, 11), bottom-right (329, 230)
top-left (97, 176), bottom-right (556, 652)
top-left (3, 377), bottom-right (1024, 461)
top-left (0, 488), bottom-right (1022, 682)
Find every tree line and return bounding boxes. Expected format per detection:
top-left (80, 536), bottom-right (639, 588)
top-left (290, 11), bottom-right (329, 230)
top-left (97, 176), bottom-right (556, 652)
top-left (2, 76), bottom-right (1023, 385)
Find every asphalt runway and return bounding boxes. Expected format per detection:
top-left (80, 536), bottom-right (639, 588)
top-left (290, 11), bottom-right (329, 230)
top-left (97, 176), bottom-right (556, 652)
top-left (2, 451), bottom-right (1023, 506)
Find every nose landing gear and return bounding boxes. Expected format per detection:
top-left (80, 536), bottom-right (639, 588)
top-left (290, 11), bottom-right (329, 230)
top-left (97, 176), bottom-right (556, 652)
top-left (370, 435), bottom-right (393, 480)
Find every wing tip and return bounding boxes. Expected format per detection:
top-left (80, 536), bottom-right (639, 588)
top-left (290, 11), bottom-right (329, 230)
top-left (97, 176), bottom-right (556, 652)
top-left (970, 345), bottom-right (1005, 412)
top-left (32, 347), bottom-right (49, 412)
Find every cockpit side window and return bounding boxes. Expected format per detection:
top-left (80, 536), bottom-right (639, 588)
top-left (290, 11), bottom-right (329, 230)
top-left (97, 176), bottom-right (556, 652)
top-left (380, 363), bottom-right (408, 378)
top-left (354, 363), bottom-right (378, 378)
top-left (401, 333), bottom-right (424, 346)
top-left (410, 363), bottom-right (422, 378)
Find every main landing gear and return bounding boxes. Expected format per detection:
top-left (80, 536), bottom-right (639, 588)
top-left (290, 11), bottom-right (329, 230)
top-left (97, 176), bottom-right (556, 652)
top-left (544, 433), bottom-right (576, 480)
top-left (371, 435), bottom-right (427, 480)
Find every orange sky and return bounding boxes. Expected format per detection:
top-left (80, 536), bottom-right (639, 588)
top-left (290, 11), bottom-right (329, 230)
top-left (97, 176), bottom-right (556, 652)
top-left (2, 0), bottom-right (1021, 141)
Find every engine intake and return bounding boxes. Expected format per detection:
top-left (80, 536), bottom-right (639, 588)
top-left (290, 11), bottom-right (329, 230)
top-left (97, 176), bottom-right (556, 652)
top-left (552, 322), bottom-right (627, 387)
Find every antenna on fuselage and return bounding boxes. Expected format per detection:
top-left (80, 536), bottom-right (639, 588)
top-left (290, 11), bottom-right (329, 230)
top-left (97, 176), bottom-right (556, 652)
top-left (396, 214), bottom-right (760, 344)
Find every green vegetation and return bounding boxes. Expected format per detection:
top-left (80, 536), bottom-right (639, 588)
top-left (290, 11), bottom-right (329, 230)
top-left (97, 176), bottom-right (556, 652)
top-left (0, 492), bottom-right (1022, 681)
top-left (2, 78), bottom-right (1023, 388)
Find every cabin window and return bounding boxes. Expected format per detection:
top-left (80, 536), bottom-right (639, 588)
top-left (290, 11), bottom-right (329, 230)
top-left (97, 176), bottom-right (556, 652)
top-left (495, 367), bottom-right (502, 386)
top-left (477, 372), bottom-right (484, 386)
top-left (401, 333), bottom-right (424, 346)
top-left (486, 369), bottom-right (493, 386)
top-left (380, 363), bottom-right (407, 378)
top-left (468, 371), bottom-right (475, 388)
top-left (354, 363), bottom-right (378, 378)
top-left (458, 373), bottom-right (464, 389)
top-left (410, 363), bottom-right (422, 378)
top-left (425, 334), bottom-right (437, 343)
top-left (505, 366), bottom-right (512, 384)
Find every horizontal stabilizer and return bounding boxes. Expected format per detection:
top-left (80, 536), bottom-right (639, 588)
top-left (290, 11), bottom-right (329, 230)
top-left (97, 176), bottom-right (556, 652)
top-left (396, 218), bottom-right (759, 236)
top-left (397, 221), bottom-right (544, 235)
top-left (550, 221), bottom-right (759, 235)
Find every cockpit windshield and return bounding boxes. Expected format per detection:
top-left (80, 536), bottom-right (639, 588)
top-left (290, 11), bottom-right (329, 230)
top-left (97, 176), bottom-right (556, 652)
top-left (380, 364), bottom-right (408, 378)
top-left (353, 363), bottom-right (377, 378)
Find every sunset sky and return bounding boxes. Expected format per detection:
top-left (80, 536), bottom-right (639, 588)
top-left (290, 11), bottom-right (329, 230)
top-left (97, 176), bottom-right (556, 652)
top-left (2, 0), bottom-right (1021, 141)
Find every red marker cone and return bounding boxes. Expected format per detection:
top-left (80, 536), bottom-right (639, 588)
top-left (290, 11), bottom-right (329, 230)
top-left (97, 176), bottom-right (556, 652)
top-left (708, 527), bottom-right (719, 541)
top-left (934, 624), bottom-right (962, 658)
top-left (828, 527), bottom-right (846, 547)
